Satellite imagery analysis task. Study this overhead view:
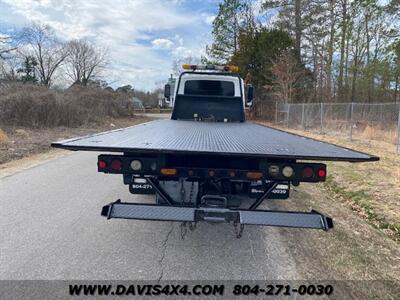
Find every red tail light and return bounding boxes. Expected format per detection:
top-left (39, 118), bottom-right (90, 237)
top-left (110, 159), bottom-right (122, 171)
top-left (317, 169), bottom-right (326, 177)
top-left (208, 170), bottom-right (215, 177)
top-left (98, 160), bottom-right (107, 169)
top-left (302, 167), bottom-right (314, 178)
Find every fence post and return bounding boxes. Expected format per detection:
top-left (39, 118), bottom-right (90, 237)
top-left (320, 102), bottom-right (324, 133)
top-left (350, 102), bottom-right (354, 141)
top-left (287, 103), bottom-right (290, 128)
top-left (397, 105), bottom-right (400, 154)
top-left (301, 103), bottom-right (305, 130)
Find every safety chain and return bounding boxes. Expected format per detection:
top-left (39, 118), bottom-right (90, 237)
top-left (180, 222), bottom-right (188, 240)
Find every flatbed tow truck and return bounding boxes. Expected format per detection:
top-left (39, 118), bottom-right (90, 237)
top-left (52, 64), bottom-right (379, 238)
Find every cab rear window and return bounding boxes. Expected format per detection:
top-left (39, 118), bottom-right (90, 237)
top-left (184, 80), bottom-right (234, 96)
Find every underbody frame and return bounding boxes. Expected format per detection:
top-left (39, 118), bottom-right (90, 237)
top-left (96, 151), bottom-right (333, 237)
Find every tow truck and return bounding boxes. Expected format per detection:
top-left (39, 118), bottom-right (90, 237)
top-left (52, 64), bottom-right (378, 238)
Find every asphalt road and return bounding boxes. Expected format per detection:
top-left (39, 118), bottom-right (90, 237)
top-left (0, 151), bottom-right (299, 280)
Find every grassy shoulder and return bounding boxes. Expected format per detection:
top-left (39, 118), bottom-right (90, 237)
top-left (0, 116), bottom-right (150, 165)
top-left (257, 121), bottom-right (400, 243)
top-left (271, 184), bottom-right (400, 298)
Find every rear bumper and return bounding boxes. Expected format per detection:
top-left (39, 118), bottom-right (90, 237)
top-left (101, 201), bottom-right (333, 231)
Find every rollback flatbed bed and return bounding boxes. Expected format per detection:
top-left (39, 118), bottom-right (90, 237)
top-left (52, 65), bottom-right (378, 238)
top-left (52, 119), bottom-right (377, 162)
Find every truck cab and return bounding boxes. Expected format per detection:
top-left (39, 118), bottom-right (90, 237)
top-left (157, 66), bottom-right (289, 208)
top-left (165, 65), bottom-right (254, 122)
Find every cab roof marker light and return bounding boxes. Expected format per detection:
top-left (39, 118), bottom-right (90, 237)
top-left (227, 65), bottom-right (239, 72)
top-left (182, 64), bottom-right (197, 70)
top-left (181, 64), bottom-right (239, 72)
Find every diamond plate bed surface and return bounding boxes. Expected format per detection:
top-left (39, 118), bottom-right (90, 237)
top-left (52, 119), bottom-right (378, 162)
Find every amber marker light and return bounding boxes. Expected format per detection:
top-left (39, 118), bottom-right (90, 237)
top-left (160, 168), bottom-right (177, 176)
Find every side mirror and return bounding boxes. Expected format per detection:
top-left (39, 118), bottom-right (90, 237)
top-left (246, 85), bottom-right (254, 106)
top-left (164, 84), bottom-right (171, 99)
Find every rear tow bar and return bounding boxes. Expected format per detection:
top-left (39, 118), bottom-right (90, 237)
top-left (101, 200), bottom-right (333, 232)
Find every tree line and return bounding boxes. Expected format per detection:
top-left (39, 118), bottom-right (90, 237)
top-left (206, 0), bottom-right (400, 103)
top-left (0, 23), bottom-right (163, 107)
top-left (0, 23), bottom-right (108, 87)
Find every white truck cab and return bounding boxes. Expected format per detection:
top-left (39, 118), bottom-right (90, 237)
top-left (164, 65), bottom-right (253, 114)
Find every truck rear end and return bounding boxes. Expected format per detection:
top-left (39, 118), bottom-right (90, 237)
top-left (52, 64), bottom-right (378, 237)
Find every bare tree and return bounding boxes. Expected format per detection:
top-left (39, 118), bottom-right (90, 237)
top-left (0, 33), bottom-right (19, 80)
top-left (19, 23), bottom-right (68, 85)
top-left (171, 55), bottom-right (200, 76)
top-left (0, 54), bottom-right (21, 81)
top-left (337, 0), bottom-right (348, 100)
top-left (270, 50), bottom-right (303, 103)
top-left (0, 35), bottom-right (17, 59)
top-left (65, 39), bottom-right (108, 86)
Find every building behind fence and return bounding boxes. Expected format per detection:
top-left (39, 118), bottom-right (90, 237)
top-left (275, 102), bottom-right (400, 153)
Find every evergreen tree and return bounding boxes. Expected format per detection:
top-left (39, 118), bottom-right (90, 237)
top-left (17, 56), bottom-right (37, 83)
top-left (231, 29), bottom-right (294, 88)
top-left (207, 0), bottom-right (252, 64)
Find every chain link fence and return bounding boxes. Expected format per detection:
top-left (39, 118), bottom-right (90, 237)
top-left (275, 102), bottom-right (400, 154)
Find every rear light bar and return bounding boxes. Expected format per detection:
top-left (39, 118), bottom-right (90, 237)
top-left (261, 162), bottom-right (326, 181)
top-left (97, 155), bottom-right (327, 182)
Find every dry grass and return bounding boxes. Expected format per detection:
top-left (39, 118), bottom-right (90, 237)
top-left (272, 186), bottom-right (400, 298)
top-left (361, 125), bottom-right (398, 144)
top-left (276, 117), bottom-right (399, 148)
top-left (0, 83), bottom-right (135, 128)
top-left (0, 117), bottom-right (150, 165)
top-left (0, 128), bottom-right (9, 144)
